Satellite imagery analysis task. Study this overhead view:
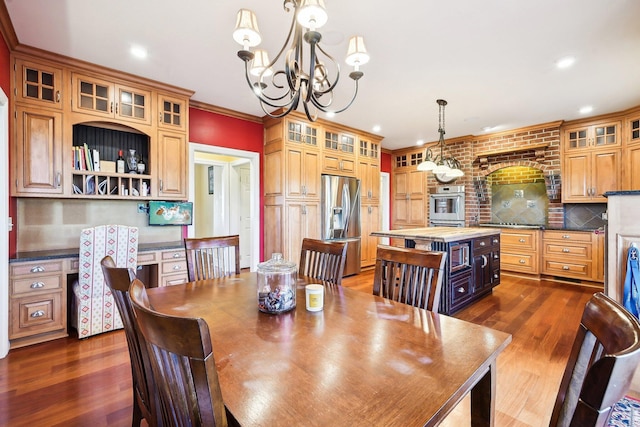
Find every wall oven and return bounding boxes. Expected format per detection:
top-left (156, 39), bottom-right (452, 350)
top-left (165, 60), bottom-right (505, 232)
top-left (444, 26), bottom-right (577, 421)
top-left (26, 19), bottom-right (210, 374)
top-left (429, 185), bottom-right (465, 226)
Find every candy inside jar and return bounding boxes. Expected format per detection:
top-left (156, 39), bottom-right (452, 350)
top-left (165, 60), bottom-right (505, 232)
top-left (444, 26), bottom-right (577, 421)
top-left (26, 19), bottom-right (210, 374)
top-left (257, 253), bottom-right (297, 314)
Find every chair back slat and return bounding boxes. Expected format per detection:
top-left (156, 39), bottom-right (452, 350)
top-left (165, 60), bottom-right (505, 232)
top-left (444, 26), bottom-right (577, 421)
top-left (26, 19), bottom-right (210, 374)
top-left (298, 238), bottom-right (348, 285)
top-left (372, 245), bottom-right (446, 313)
top-left (101, 256), bottom-right (159, 427)
top-left (550, 292), bottom-right (640, 427)
top-left (184, 235), bottom-right (240, 281)
top-left (129, 279), bottom-right (228, 427)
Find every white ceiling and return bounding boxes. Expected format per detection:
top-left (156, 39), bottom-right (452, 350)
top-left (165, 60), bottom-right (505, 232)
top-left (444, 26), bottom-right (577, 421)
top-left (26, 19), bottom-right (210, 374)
top-left (5, 0), bottom-right (640, 150)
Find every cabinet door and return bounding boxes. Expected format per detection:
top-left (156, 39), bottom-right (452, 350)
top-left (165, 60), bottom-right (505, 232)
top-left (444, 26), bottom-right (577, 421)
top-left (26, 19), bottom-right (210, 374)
top-left (71, 73), bottom-right (114, 119)
top-left (563, 153), bottom-right (591, 201)
top-left (285, 202), bottom-right (320, 263)
top-left (473, 252), bottom-right (492, 292)
top-left (360, 204), bottom-right (380, 267)
top-left (626, 144), bottom-right (640, 190)
top-left (359, 160), bottom-right (380, 203)
top-left (591, 149), bottom-right (620, 199)
top-left (14, 106), bottom-right (63, 195)
top-left (157, 131), bottom-right (186, 199)
top-left (15, 58), bottom-right (63, 109)
top-left (157, 93), bottom-right (187, 132)
top-left (115, 84), bottom-right (152, 125)
top-left (286, 147), bottom-right (319, 199)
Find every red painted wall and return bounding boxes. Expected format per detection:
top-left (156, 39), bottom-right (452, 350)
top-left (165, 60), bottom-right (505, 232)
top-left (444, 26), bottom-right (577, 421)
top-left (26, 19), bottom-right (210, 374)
top-left (0, 36), bottom-right (14, 256)
top-left (188, 108), bottom-right (265, 260)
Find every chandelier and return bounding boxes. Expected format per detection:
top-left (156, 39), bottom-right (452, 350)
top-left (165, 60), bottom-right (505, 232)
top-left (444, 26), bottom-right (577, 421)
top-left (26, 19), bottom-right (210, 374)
top-left (233, 1), bottom-right (369, 121)
top-left (417, 99), bottom-right (464, 181)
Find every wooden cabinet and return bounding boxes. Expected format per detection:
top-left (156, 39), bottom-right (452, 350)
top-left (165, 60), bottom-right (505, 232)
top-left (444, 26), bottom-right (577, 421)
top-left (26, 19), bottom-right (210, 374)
top-left (11, 52), bottom-right (193, 201)
top-left (9, 259), bottom-right (67, 348)
top-left (472, 235), bottom-right (501, 293)
top-left (500, 229), bottom-right (540, 275)
top-left (358, 156), bottom-right (380, 203)
top-left (322, 128), bottom-right (356, 176)
top-left (562, 149), bottom-right (621, 202)
top-left (624, 113), bottom-right (640, 190)
top-left (284, 201), bottom-right (320, 263)
top-left (12, 106), bottom-right (64, 195)
top-left (393, 169), bottom-right (427, 226)
top-left (157, 130), bottom-right (187, 199)
top-left (14, 57), bottom-right (63, 109)
top-left (563, 120), bottom-right (621, 151)
top-left (360, 204), bottom-right (380, 267)
top-left (71, 73), bottom-right (152, 126)
top-left (286, 146), bottom-right (320, 199)
top-left (159, 249), bottom-right (189, 286)
top-left (542, 230), bottom-right (602, 283)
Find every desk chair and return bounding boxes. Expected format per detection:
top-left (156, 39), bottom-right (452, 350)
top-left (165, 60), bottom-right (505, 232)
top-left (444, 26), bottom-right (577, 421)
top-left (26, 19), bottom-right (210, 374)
top-left (72, 224), bottom-right (138, 337)
top-left (549, 292), bottom-right (640, 427)
top-left (372, 245), bottom-right (446, 313)
top-left (129, 279), bottom-right (230, 427)
top-left (298, 238), bottom-right (348, 285)
top-left (184, 235), bottom-right (240, 281)
top-left (101, 256), bottom-right (159, 427)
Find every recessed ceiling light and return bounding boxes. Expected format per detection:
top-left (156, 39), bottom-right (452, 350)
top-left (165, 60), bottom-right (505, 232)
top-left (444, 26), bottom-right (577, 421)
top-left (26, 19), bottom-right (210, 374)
top-left (556, 56), bottom-right (575, 69)
top-left (325, 111), bottom-right (336, 118)
top-left (130, 45), bottom-right (148, 59)
top-left (579, 105), bottom-right (593, 114)
top-left (416, 139), bottom-right (424, 146)
top-left (482, 126), bottom-right (493, 132)
top-left (372, 125), bottom-right (381, 133)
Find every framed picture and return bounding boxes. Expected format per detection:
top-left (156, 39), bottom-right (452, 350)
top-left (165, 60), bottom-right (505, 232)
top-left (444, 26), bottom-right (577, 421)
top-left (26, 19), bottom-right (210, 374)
top-left (208, 166), bottom-right (214, 194)
top-left (148, 201), bottom-right (193, 226)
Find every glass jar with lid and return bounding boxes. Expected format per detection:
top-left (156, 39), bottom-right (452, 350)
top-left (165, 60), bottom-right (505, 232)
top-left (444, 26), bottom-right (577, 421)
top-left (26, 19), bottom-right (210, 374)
top-left (257, 253), bottom-right (297, 313)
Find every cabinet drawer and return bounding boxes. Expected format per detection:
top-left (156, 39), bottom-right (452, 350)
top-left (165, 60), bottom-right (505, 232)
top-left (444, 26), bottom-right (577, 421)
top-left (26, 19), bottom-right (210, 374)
top-left (501, 252), bottom-right (538, 274)
top-left (12, 275), bottom-right (62, 295)
top-left (543, 260), bottom-right (592, 278)
top-left (543, 243), bottom-right (591, 259)
top-left (161, 273), bottom-right (189, 287)
top-left (162, 260), bottom-right (187, 275)
top-left (450, 271), bottom-right (473, 306)
top-left (137, 251), bottom-right (158, 265)
top-left (501, 231), bottom-right (538, 250)
top-left (10, 292), bottom-right (64, 339)
top-left (543, 230), bottom-right (592, 243)
top-left (474, 236), bottom-right (499, 251)
top-left (161, 249), bottom-right (186, 261)
top-left (10, 260), bottom-right (64, 277)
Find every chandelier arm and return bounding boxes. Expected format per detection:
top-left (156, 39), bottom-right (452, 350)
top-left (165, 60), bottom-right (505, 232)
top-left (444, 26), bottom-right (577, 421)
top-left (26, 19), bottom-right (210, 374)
top-left (311, 79), bottom-right (360, 114)
top-left (312, 43), bottom-right (341, 95)
top-left (242, 62), bottom-right (296, 109)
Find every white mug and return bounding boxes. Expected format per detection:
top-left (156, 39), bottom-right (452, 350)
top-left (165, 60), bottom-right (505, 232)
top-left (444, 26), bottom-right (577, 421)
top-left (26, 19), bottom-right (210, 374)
top-left (305, 284), bottom-right (324, 312)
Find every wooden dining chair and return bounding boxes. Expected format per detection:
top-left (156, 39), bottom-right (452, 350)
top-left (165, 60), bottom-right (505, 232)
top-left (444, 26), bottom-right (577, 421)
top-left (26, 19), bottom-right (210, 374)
top-left (549, 292), bottom-right (640, 427)
top-left (298, 238), bottom-right (348, 285)
top-left (184, 235), bottom-right (240, 281)
top-left (129, 279), bottom-right (231, 427)
top-left (372, 245), bottom-right (447, 313)
top-left (100, 256), bottom-right (160, 427)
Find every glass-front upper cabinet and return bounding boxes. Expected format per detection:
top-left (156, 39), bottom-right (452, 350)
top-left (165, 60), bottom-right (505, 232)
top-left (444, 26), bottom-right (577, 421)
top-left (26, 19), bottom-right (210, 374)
top-left (15, 57), bottom-right (63, 110)
top-left (158, 93), bottom-right (187, 132)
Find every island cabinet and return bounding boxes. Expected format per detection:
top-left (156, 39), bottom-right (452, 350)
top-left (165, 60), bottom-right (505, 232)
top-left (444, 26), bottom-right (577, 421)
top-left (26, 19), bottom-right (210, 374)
top-left (359, 138), bottom-right (381, 267)
top-left (370, 227), bottom-right (501, 315)
top-left (11, 50), bottom-right (193, 201)
top-left (262, 111), bottom-right (383, 265)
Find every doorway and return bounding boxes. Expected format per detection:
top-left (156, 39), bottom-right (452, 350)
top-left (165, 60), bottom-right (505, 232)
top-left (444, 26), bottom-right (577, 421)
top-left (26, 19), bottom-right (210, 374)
top-left (188, 143), bottom-right (260, 271)
top-left (1, 88), bottom-right (9, 358)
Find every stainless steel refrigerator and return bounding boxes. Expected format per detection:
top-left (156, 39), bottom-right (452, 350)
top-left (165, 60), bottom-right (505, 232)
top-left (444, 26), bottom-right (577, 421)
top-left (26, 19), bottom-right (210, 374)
top-left (321, 174), bottom-right (361, 276)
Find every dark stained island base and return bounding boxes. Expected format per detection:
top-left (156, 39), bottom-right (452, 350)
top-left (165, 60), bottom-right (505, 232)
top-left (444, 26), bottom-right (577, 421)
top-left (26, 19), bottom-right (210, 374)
top-left (371, 227), bottom-right (501, 315)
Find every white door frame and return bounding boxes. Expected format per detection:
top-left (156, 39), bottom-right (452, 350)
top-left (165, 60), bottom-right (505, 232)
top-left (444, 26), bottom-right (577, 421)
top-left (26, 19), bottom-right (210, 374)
top-left (380, 172), bottom-right (390, 245)
top-left (188, 143), bottom-right (260, 271)
top-left (1, 89), bottom-right (10, 358)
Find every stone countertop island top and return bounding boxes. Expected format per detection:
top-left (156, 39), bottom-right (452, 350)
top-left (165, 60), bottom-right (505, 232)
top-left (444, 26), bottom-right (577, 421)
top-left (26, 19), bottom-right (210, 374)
top-left (371, 227), bottom-right (500, 243)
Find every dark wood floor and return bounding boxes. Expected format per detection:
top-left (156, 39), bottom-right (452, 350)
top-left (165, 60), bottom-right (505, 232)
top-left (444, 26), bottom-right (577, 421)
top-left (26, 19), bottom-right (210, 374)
top-left (0, 271), bottom-right (616, 426)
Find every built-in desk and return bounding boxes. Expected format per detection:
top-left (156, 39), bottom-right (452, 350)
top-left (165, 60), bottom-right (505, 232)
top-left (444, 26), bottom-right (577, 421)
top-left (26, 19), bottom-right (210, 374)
top-left (8, 241), bottom-right (186, 349)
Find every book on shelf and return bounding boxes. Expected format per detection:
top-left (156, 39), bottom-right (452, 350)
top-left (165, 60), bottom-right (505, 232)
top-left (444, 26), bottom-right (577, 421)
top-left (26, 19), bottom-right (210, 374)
top-left (73, 144), bottom-right (102, 172)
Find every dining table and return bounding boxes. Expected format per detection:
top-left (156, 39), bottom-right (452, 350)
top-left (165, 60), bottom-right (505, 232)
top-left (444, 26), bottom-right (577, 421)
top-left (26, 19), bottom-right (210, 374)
top-left (145, 271), bottom-right (512, 426)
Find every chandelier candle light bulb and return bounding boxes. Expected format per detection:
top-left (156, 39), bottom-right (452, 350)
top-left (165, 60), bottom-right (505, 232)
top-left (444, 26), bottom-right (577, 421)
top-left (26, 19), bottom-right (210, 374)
top-left (233, 0), bottom-right (369, 121)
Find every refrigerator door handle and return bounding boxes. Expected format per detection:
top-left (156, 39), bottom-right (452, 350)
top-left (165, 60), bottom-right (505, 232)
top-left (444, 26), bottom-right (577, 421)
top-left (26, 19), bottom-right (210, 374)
top-left (342, 183), bottom-right (350, 238)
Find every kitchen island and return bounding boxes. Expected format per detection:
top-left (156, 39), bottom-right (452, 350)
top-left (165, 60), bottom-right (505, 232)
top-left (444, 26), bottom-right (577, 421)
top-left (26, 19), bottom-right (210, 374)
top-left (371, 227), bottom-right (501, 314)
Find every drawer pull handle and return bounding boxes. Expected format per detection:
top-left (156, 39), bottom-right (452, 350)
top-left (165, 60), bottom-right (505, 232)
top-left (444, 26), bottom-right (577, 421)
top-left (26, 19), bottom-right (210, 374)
top-left (173, 253), bottom-right (181, 258)
top-left (494, 273), bottom-right (499, 279)
top-left (493, 238), bottom-right (499, 244)
top-left (479, 241), bottom-right (486, 246)
top-left (562, 235), bottom-right (570, 239)
top-left (173, 265), bottom-right (182, 271)
top-left (30, 266), bottom-right (45, 273)
top-left (562, 248), bottom-right (570, 253)
top-left (31, 310), bottom-right (45, 318)
top-left (519, 238), bottom-right (526, 243)
top-left (562, 266), bottom-right (570, 270)
top-left (457, 287), bottom-right (466, 293)
top-left (30, 282), bottom-right (45, 289)
top-left (519, 259), bottom-right (526, 264)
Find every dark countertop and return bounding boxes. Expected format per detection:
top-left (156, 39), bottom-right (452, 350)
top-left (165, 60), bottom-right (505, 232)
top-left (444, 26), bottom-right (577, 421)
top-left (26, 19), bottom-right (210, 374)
top-left (604, 190), bottom-right (640, 197)
top-left (10, 241), bottom-right (184, 263)
top-left (477, 223), bottom-right (604, 233)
